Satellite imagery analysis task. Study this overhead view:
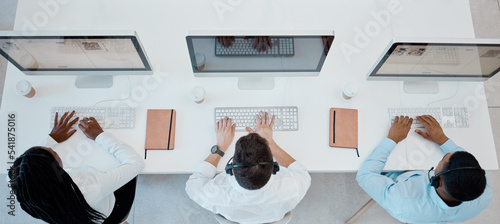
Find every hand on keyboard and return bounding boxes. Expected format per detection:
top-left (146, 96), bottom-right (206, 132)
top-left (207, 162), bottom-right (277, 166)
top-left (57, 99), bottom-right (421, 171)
top-left (246, 111), bottom-right (276, 143)
top-left (50, 107), bottom-right (135, 129)
top-left (415, 115), bottom-right (449, 145)
top-left (49, 111), bottom-right (79, 143)
top-left (217, 36), bottom-right (235, 47)
top-left (78, 117), bottom-right (104, 140)
top-left (387, 116), bottom-right (413, 143)
top-left (216, 36), bottom-right (273, 52)
top-left (247, 36), bottom-right (273, 52)
top-left (216, 117), bottom-right (236, 152)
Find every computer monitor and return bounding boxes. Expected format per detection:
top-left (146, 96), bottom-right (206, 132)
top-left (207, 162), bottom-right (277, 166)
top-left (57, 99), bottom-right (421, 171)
top-left (0, 30), bottom-right (153, 88)
top-left (186, 30), bottom-right (334, 90)
top-left (367, 38), bottom-right (500, 94)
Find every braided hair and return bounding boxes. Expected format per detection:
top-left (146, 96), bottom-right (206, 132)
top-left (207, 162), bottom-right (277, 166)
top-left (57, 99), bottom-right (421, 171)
top-left (8, 146), bottom-right (106, 224)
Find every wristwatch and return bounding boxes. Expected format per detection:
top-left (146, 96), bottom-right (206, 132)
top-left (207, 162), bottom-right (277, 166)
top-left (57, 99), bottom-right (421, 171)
top-left (211, 145), bottom-right (225, 157)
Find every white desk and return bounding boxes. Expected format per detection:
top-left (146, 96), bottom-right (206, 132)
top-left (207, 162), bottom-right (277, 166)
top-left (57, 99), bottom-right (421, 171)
top-left (1, 0), bottom-right (498, 173)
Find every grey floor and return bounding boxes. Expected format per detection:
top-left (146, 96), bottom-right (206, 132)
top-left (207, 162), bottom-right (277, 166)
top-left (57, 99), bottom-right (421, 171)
top-left (1, 1), bottom-right (500, 224)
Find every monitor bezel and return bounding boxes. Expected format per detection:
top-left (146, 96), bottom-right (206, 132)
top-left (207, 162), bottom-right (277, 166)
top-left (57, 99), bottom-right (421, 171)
top-left (185, 30), bottom-right (334, 78)
top-left (0, 31), bottom-right (153, 75)
top-left (367, 38), bottom-right (500, 81)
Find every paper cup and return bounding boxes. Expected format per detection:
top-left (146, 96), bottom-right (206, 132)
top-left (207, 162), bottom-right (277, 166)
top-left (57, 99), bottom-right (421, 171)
top-left (190, 86), bottom-right (205, 103)
top-left (15, 80), bottom-right (36, 98)
top-left (342, 83), bottom-right (358, 100)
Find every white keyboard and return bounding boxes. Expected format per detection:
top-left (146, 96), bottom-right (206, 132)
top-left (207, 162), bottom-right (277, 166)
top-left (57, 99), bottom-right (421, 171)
top-left (388, 107), bottom-right (469, 128)
top-left (215, 37), bottom-right (294, 56)
top-left (214, 106), bottom-right (298, 131)
top-left (50, 107), bottom-right (135, 129)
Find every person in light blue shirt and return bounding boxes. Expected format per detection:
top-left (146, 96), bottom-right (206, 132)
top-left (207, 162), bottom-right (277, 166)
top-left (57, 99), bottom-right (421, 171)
top-left (357, 115), bottom-right (492, 224)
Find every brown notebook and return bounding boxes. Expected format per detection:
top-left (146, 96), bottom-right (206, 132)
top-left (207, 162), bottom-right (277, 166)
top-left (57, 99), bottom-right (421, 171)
top-left (145, 109), bottom-right (176, 158)
top-left (329, 108), bottom-right (359, 157)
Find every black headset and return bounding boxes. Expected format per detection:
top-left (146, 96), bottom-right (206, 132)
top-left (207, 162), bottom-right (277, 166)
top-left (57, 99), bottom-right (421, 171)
top-left (225, 157), bottom-right (280, 176)
top-left (428, 166), bottom-right (484, 188)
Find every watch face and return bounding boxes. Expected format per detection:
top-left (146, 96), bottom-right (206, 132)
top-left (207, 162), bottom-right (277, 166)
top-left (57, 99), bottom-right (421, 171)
top-left (211, 145), bottom-right (218, 153)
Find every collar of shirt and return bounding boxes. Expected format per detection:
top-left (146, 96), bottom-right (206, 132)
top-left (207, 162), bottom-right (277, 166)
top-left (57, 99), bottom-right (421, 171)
top-left (427, 169), bottom-right (462, 210)
top-left (429, 184), bottom-right (455, 210)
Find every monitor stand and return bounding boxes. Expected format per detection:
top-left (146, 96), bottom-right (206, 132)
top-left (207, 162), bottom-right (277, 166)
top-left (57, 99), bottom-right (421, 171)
top-left (238, 77), bottom-right (275, 90)
top-left (403, 81), bottom-right (439, 94)
top-left (75, 75), bottom-right (113, 88)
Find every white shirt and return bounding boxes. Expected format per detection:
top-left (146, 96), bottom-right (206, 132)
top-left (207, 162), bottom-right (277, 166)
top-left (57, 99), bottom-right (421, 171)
top-left (39, 133), bottom-right (145, 217)
top-left (185, 160), bottom-right (311, 224)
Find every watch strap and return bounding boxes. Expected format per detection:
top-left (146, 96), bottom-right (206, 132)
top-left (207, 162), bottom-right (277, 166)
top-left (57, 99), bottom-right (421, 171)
top-left (211, 145), bottom-right (224, 157)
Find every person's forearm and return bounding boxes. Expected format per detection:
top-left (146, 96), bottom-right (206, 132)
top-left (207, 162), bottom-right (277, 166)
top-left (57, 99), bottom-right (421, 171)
top-left (96, 133), bottom-right (144, 168)
top-left (37, 135), bottom-right (59, 148)
top-left (205, 154), bottom-right (222, 167)
top-left (268, 140), bottom-right (295, 168)
top-left (356, 138), bottom-right (397, 203)
top-left (357, 138), bottom-right (396, 180)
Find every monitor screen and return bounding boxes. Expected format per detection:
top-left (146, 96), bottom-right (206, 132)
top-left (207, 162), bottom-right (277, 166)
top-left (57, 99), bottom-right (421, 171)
top-left (370, 42), bottom-right (500, 79)
top-left (186, 35), bottom-right (334, 75)
top-left (0, 35), bottom-right (151, 72)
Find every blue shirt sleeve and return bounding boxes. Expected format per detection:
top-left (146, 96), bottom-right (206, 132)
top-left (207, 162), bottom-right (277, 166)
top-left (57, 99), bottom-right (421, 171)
top-left (439, 139), bottom-right (465, 154)
top-left (356, 138), bottom-right (398, 203)
top-left (356, 138), bottom-right (465, 202)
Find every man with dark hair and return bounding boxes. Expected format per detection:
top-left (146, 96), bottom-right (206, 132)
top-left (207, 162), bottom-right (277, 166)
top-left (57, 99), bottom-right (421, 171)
top-left (186, 112), bottom-right (311, 223)
top-left (357, 115), bottom-right (492, 223)
top-left (233, 133), bottom-right (275, 190)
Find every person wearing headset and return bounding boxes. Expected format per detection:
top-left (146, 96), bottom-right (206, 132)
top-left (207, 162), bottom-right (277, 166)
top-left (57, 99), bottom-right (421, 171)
top-left (185, 112), bottom-right (311, 223)
top-left (8, 111), bottom-right (144, 224)
top-left (356, 115), bottom-right (492, 223)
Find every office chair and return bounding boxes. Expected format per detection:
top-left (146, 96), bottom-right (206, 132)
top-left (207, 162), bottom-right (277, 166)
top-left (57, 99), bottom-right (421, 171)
top-left (103, 176), bottom-right (138, 224)
top-left (214, 211), bottom-right (292, 224)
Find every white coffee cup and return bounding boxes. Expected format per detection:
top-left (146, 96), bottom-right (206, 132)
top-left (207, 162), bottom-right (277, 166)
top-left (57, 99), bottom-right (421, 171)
top-left (190, 86), bottom-right (205, 103)
top-left (194, 53), bottom-right (206, 71)
top-left (342, 82), bottom-right (358, 100)
top-left (15, 80), bottom-right (36, 98)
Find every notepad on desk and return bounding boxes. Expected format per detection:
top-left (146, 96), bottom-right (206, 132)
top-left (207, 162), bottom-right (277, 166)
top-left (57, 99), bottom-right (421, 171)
top-left (329, 108), bottom-right (359, 157)
top-left (144, 109), bottom-right (176, 159)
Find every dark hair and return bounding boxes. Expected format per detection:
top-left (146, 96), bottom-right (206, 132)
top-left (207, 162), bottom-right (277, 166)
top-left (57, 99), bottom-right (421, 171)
top-left (442, 151), bottom-right (486, 201)
top-left (8, 146), bottom-right (106, 224)
top-left (233, 133), bottom-right (274, 190)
